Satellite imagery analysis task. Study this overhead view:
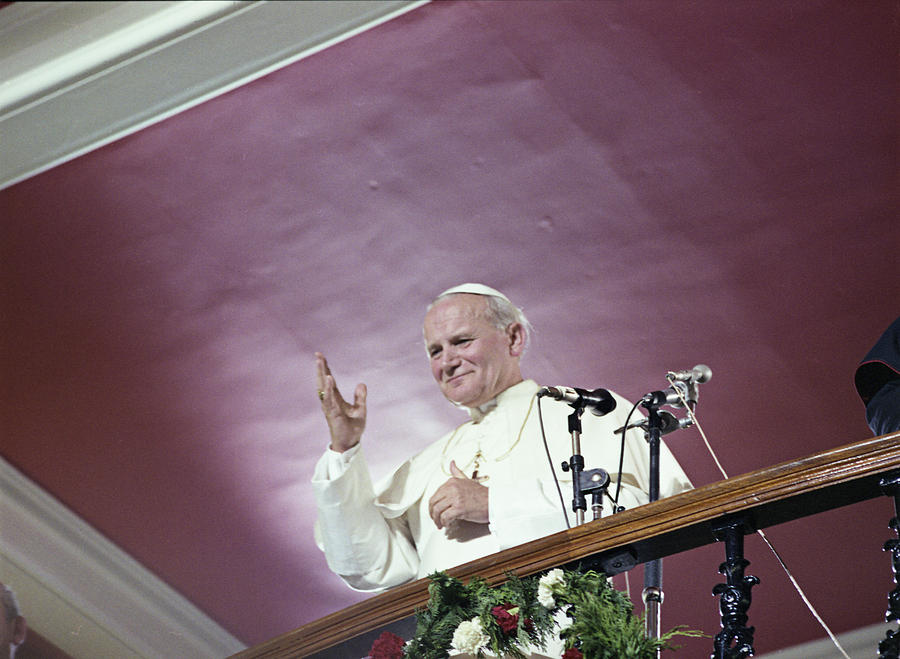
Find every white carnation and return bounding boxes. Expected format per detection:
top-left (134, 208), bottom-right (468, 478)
top-left (451, 617), bottom-right (489, 655)
top-left (537, 586), bottom-right (556, 609)
top-left (537, 568), bottom-right (566, 609)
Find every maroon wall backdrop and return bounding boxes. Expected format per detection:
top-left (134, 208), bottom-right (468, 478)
top-left (1, 1), bottom-right (898, 654)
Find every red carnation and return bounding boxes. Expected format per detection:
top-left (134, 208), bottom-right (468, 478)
top-left (368, 630), bottom-right (406, 659)
top-left (562, 648), bottom-right (584, 659)
top-left (523, 615), bottom-right (535, 634)
top-left (491, 603), bottom-right (520, 635)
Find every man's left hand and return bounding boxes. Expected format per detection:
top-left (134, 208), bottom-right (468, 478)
top-left (428, 461), bottom-right (489, 529)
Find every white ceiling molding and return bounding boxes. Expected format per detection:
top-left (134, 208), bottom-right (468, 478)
top-left (0, 2), bottom-right (244, 111)
top-left (0, 456), bottom-right (245, 657)
top-left (0, 0), bottom-right (427, 191)
top-left (754, 622), bottom-right (894, 659)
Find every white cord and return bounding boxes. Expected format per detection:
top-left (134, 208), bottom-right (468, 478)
top-left (675, 389), bottom-right (853, 659)
top-left (755, 527), bottom-right (852, 659)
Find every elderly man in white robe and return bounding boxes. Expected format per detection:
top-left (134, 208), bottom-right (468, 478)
top-left (312, 283), bottom-right (692, 654)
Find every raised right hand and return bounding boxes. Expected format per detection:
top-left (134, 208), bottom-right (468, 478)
top-left (315, 352), bottom-right (367, 452)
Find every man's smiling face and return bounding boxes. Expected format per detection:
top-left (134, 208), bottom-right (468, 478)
top-left (423, 294), bottom-right (523, 408)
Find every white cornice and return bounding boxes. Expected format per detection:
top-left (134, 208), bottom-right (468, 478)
top-left (0, 0), bottom-right (428, 191)
top-left (0, 2), bottom-right (245, 113)
top-left (755, 622), bottom-right (894, 658)
top-left (0, 455), bottom-right (245, 657)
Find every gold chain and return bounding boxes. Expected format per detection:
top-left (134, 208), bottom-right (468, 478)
top-left (440, 392), bottom-right (538, 479)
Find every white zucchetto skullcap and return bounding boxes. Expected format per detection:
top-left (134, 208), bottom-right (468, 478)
top-left (435, 283), bottom-right (511, 303)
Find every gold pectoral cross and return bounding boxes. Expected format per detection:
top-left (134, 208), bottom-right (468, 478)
top-left (470, 450), bottom-right (489, 482)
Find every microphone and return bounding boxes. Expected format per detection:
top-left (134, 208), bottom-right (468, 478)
top-left (641, 381), bottom-right (691, 408)
top-left (538, 386), bottom-right (617, 416)
top-left (643, 364), bottom-right (712, 409)
top-left (666, 364), bottom-right (712, 384)
top-left (614, 410), bottom-right (693, 437)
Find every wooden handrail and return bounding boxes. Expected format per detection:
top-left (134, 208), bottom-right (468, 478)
top-left (232, 432), bottom-right (900, 658)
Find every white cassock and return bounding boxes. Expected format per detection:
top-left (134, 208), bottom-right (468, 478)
top-left (312, 379), bottom-right (692, 591)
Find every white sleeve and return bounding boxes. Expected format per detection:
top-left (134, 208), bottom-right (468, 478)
top-left (311, 447), bottom-right (420, 591)
top-left (313, 443), bottom-right (360, 480)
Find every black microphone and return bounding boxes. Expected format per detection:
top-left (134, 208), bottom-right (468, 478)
top-left (538, 386), bottom-right (617, 416)
top-left (615, 410), bottom-right (693, 437)
top-left (666, 364), bottom-right (712, 384)
top-left (641, 381), bottom-right (690, 408)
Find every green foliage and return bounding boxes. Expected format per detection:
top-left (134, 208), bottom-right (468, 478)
top-left (401, 569), bottom-right (704, 659)
top-left (557, 571), bottom-right (704, 658)
top-left (403, 572), bottom-right (475, 659)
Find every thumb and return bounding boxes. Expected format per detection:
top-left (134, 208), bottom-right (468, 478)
top-left (353, 383), bottom-right (367, 409)
top-left (449, 460), bottom-right (468, 479)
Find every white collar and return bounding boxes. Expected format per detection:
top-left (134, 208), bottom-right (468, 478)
top-left (466, 379), bottom-right (536, 423)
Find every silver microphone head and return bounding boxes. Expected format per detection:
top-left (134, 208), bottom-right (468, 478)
top-left (666, 364), bottom-right (712, 383)
top-left (691, 364), bottom-right (712, 383)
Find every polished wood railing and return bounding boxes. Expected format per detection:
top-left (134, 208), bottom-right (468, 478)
top-left (232, 432), bottom-right (900, 659)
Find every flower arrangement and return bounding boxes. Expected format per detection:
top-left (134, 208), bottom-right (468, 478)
top-left (366, 568), bottom-right (702, 659)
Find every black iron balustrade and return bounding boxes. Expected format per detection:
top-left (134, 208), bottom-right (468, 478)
top-left (880, 472), bottom-right (900, 659)
top-left (711, 516), bottom-right (759, 659)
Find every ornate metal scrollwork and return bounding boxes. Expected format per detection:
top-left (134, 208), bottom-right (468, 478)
top-left (879, 473), bottom-right (900, 659)
top-left (711, 516), bottom-right (759, 659)
top-left (880, 627), bottom-right (900, 659)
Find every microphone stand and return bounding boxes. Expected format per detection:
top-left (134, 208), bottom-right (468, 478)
top-left (561, 407), bottom-right (612, 526)
top-left (564, 409), bottom-right (588, 526)
top-left (640, 399), bottom-right (664, 654)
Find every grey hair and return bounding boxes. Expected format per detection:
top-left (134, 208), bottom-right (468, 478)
top-left (1, 584), bottom-right (20, 621)
top-left (429, 290), bottom-right (534, 352)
